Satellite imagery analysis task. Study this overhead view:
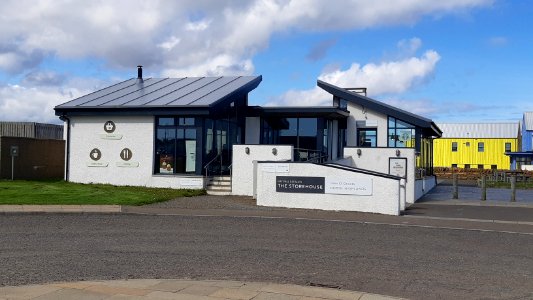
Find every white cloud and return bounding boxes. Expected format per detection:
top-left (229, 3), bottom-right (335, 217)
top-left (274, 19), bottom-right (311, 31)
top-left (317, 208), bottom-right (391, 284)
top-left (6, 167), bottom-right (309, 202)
top-left (0, 0), bottom-right (492, 75)
top-left (268, 48), bottom-right (441, 106)
top-left (157, 36), bottom-right (181, 51)
top-left (0, 76), bottom-right (111, 123)
top-left (0, 84), bottom-right (88, 123)
top-left (0, 0), bottom-right (492, 122)
top-left (185, 20), bottom-right (212, 31)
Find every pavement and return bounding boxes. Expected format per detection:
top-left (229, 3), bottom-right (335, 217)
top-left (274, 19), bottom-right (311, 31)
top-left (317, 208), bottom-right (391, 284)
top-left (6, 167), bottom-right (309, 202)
top-left (1, 184), bottom-right (533, 299)
top-left (0, 279), bottom-right (404, 300)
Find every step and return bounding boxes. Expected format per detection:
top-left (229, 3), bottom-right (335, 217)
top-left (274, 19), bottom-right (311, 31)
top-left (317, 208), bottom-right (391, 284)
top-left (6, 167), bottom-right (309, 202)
top-left (206, 190), bottom-right (232, 196)
top-left (211, 176), bottom-right (231, 181)
top-left (208, 181), bottom-right (232, 187)
top-left (206, 186), bottom-right (231, 192)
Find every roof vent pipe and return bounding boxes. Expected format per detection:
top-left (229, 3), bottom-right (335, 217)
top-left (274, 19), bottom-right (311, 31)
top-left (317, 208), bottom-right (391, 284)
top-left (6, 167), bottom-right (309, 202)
top-left (137, 65), bottom-right (143, 82)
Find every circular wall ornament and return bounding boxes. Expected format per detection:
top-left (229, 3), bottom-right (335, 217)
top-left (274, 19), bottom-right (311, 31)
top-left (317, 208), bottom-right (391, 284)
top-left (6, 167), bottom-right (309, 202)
top-left (90, 148), bottom-right (102, 161)
top-left (120, 148), bottom-right (132, 161)
top-left (104, 121), bottom-right (116, 133)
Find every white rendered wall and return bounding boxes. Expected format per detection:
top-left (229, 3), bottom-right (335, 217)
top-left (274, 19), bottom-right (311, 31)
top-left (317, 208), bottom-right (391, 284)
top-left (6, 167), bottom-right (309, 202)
top-left (232, 144), bottom-right (293, 196)
top-left (345, 102), bottom-right (388, 147)
top-left (415, 176), bottom-right (437, 200)
top-left (256, 162), bottom-right (400, 215)
top-left (68, 116), bottom-right (204, 189)
top-left (245, 117), bottom-right (260, 144)
top-left (345, 147), bottom-right (415, 207)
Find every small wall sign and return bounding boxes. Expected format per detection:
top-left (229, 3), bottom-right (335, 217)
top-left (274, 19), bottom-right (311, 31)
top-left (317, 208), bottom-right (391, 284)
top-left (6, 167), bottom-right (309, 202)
top-left (120, 148), bottom-right (132, 161)
top-left (262, 163), bottom-right (290, 173)
top-left (325, 178), bottom-right (373, 195)
top-left (180, 178), bottom-right (203, 186)
top-left (116, 161), bottom-right (139, 167)
top-left (99, 133), bottom-right (123, 140)
top-left (104, 121), bottom-right (116, 133)
top-left (276, 176), bottom-right (325, 194)
top-left (10, 146), bottom-right (19, 157)
top-left (87, 162), bottom-right (109, 167)
top-left (90, 148), bottom-right (102, 161)
top-left (389, 157), bottom-right (407, 178)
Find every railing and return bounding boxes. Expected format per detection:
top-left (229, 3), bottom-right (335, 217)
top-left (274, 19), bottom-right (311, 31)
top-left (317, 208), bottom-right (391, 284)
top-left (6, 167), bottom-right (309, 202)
top-left (204, 153), bottom-right (221, 177)
top-left (294, 148), bottom-right (328, 164)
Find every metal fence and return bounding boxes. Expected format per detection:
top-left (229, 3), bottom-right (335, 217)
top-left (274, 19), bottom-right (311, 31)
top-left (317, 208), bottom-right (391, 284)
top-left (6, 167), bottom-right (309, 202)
top-left (0, 122), bottom-right (63, 140)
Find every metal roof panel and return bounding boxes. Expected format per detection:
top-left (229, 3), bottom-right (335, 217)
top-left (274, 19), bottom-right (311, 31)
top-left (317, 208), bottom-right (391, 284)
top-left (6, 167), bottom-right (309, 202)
top-left (167, 76), bottom-right (238, 106)
top-left (99, 78), bottom-right (177, 106)
top-left (55, 76), bottom-right (262, 112)
top-left (523, 112), bottom-right (533, 131)
top-left (437, 123), bottom-right (520, 138)
top-left (55, 78), bottom-right (138, 108)
top-left (122, 77), bottom-right (202, 106)
top-left (79, 78), bottom-right (160, 107)
top-left (146, 77), bottom-right (221, 106)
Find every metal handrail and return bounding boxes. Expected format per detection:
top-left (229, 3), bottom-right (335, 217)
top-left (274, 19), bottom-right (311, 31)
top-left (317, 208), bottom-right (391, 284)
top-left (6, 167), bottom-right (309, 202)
top-left (204, 153), bottom-right (221, 177)
top-left (294, 148), bottom-right (328, 163)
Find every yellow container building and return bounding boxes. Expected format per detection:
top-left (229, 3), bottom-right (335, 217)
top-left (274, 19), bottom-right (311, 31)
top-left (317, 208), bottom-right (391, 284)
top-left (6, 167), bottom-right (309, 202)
top-left (433, 123), bottom-right (520, 170)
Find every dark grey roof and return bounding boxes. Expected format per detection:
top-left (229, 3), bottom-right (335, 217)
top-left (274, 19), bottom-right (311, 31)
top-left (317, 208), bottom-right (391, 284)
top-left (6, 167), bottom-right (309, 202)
top-left (317, 80), bottom-right (442, 137)
top-left (246, 106), bottom-right (349, 119)
top-left (55, 76), bottom-right (262, 115)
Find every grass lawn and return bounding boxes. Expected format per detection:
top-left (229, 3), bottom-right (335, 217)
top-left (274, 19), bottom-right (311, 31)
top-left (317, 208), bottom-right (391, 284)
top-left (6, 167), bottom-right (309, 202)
top-left (0, 180), bottom-right (206, 205)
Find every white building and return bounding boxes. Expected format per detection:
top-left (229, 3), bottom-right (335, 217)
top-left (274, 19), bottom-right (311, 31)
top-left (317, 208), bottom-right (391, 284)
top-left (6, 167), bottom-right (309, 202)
top-left (55, 67), bottom-right (442, 215)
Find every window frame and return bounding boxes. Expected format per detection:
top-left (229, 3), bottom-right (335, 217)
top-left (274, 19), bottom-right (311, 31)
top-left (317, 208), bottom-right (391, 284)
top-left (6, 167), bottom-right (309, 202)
top-left (505, 142), bottom-right (511, 152)
top-left (357, 128), bottom-right (378, 147)
top-left (452, 142), bottom-right (458, 152)
top-left (478, 142), bottom-right (485, 152)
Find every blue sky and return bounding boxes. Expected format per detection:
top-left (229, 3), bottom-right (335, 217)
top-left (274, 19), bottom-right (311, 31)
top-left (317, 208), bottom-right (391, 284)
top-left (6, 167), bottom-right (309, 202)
top-left (0, 0), bottom-right (531, 124)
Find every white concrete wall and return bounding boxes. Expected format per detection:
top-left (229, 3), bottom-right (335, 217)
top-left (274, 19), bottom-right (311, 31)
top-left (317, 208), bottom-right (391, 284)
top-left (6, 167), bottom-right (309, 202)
top-left (415, 176), bottom-right (437, 200)
top-left (245, 117), bottom-right (260, 144)
top-left (68, 115), bottom-right (204, 189)
top-left (232, 144), bottom-right (293, 196)
top-left (345, 147), bottom-right (415, 207)
top-left (345, 102), bottom-right (388, 147)
top-left (256, 162), bottom-right (400, 215)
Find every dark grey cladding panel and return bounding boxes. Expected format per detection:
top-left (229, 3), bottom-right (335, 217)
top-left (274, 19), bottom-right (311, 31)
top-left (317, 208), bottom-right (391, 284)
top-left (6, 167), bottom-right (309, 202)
top-left (79, 78), bottom-right (162, 107)
top-left (122, 77), bottom-right (201, 106)
top-left (99, 78), bottom-right (177, 106)
top-left (168, 76), bottom-right (239, 106)
top-left (146, 77), bottom-right (221, 106)
top-left (193, 76), bottom-right (257, 105)
top-left (56, 78), bottom-right (138, 108)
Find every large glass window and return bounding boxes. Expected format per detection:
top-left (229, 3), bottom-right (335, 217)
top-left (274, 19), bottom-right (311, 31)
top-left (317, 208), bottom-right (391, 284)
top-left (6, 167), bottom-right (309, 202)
top-left (388, 117), bottom-right (416, 148)
top-left (155, 117), bottom-right (197, 174)
top-left (261, 117), bottom-right (328, 161)
top-left (357, 128), bottom-right (377, 147)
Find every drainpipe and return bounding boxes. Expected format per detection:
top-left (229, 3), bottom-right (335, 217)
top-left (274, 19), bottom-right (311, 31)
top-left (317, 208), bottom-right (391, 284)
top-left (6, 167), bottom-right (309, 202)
top-left (59, 115), bottom-right (70, 181)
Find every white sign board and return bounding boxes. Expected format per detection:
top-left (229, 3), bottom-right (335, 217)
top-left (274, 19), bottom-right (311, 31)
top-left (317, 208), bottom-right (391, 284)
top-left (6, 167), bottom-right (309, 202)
top-left (262, 163), bottom-right (289, 173)
top-left (116, 161), bottom-right (139, 168)
top-left (389, 158), bottom-right (407, 178)
top-left (325, 177), bottom-right (373, 195)
top-left (180, 178), bottom-right (203, 186)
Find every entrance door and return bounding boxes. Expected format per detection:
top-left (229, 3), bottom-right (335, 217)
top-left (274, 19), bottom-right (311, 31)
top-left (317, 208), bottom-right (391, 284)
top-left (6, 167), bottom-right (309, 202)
top-left (176, 128), bottom-right (197, 173)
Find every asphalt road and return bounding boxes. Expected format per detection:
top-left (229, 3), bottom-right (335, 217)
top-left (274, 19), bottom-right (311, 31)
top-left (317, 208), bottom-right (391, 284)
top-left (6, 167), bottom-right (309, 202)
top-left (1, 214), bottom-right (532, 300)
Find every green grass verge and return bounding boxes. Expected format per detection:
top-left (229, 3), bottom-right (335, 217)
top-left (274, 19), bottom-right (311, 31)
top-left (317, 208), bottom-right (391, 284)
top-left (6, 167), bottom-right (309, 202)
top-left (0, 180), bottom-right (206, 205)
